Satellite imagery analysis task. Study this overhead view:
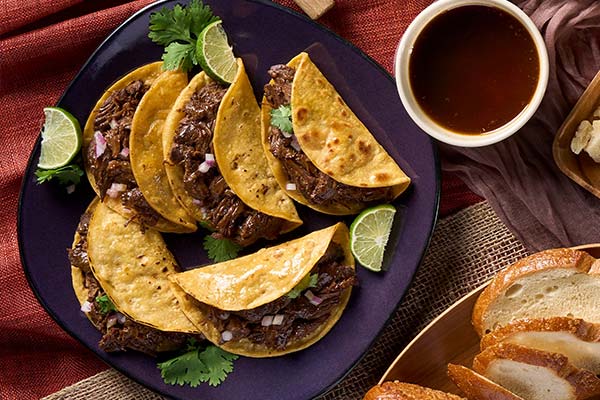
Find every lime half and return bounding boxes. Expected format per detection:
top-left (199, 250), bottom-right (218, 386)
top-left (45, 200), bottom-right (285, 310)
top-left (37, 107), bottom-right (82, 170)
top-left (196, 20), bottom-right (238, 84)
top-left (350, 204), bottom-right (397, 272)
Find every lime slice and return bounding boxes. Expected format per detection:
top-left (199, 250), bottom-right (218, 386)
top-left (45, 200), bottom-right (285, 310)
top-left (37, 107), bottom-right (82, 170)
top-left (349, 204), bottom-right (397, 272)
top-left (196, 20), bottom-right (238, 84)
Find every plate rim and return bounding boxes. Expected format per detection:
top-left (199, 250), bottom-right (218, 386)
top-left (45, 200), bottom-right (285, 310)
top-left (17, 0), bottom-right (441, 398)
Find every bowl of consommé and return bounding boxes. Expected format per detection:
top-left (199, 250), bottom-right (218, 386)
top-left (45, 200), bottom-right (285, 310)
top-left (395, 0), bottom-right (549, 147)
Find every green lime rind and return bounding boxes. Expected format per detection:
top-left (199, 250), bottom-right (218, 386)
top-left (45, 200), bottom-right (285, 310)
top-left (37, 107), bottom-right (82, 170)
top-left (196, 20), bottom-right (237, 84)
top-left (349, 204), bottom-right (397, 272)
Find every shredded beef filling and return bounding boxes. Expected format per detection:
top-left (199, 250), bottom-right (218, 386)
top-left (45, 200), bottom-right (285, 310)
top-left (265, 65), bottom-right (395, 210)
top-left (203, 243), bottom-right (358, 350)
top-left (68, 211), bottom-right (195, 357)
top-left (85, 80), bottom-right (161, 228)
top-left (169, 82), bottom-right (284, 246)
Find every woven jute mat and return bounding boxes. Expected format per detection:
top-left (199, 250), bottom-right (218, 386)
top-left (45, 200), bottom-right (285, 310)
top-left (43, 201), bottom-right (529, 400)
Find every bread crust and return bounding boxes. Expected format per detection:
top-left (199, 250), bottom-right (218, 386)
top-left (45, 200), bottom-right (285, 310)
top-left (473, 343), bottom-right (600, 400)
top-left (363, 381), bottom-right (465, 400)
top-left (472, 249), bottom-right (597, 336)
top-left (447, 364), bottom-right (524, 400)
top-left (480, 317), bottom-right (600, 350)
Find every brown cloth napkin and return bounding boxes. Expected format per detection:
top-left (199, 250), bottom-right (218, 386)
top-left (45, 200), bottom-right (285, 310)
top-left (441, 0), bottom-right (600, 251)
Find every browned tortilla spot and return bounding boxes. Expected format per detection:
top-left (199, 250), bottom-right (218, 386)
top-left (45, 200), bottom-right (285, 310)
top-left (376, 172), bottom-right (390, 182)
top-left (296, 107), bottom-right (308, 122)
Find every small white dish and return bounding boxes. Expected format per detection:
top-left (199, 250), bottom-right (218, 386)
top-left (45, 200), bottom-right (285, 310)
top-left (395, 0), bottom-right (549, 147)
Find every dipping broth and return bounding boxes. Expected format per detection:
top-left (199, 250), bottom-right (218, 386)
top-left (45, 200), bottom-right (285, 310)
top-left (409, 5), bottom-right (540, 134)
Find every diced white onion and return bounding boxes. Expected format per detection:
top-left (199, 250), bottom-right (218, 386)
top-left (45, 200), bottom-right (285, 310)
top-left (290, 136), bottom-right (301, 151)
top-left (198, 161), bottom-right (211, 173)
top-left (94, 131), bottom-right (107, 158)
top-left (281, 130), bottom-right (292, 138)
top-left (218, 312), bottom-right (230, 320)
top-left (109, 119), bottom-right (118, 129)
top-left (80, 301), bottom-right (93, 313)
top-left (261, 315), bottom-right (274, 327)
top-left (106, 314), bottom-right (118, 329)
top-left (192, 198), bottom-right (202, 206)
top-left (272, 314), bottom-right (284, 326)
top-left (285, 182), bottom-right (297, 191)
top-left (221, 330), bottom-right (233, 342)
top-left (116, 312), bottom-right (126, 324)
top-left (106, 182), bottom-right (127, 198)
top-left (119, 147), bottom-right (130, 157)
top-left (205, 153), bottom-right (215, 162)
top-left (304, 290), bottom-right (323, 306)
top-left (66, 184), bottom-right (76, 194)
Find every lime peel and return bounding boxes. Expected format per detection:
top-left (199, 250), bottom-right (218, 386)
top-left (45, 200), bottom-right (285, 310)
top-left (37, 107), bottom-right (82, 170)
top-left (349, 204), bottom-right (397, 272)
top-left (196, 20), bottom-right (238, 84)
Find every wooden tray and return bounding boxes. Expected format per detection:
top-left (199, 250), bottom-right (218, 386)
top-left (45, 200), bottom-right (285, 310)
top-left (553, 69), bottom-right (600, 199)
top-left (379, 244), bottom-right (600, 396)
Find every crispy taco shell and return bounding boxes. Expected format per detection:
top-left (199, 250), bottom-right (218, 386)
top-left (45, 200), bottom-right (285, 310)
top-left (261, 52), bottom-right (411, 215)
top-left (162, 59), bottom-right (301, 234)
top-left (170, 223), bottom-right (354, 357)
top-left (83, 62), bottom-right (194, 233)
top-left (85, 200), bottom-right (197, 333)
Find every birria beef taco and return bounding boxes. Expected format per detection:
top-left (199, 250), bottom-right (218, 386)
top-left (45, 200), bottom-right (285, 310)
top-left (69, 198), bottom-right (201, 356)
top-left (163, 58), bottom-right (301, 246)
top-left (170, 223), bottom-right (357, 357)
top-left (83, 62), bottom-right (196, 233)
top-left (261, 52), bottom-right (411, 215)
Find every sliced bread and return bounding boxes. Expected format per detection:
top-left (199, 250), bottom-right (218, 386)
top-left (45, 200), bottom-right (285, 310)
top-left (447, 363), bottom-right (524, 400)
top-left (472, 343), bottom-right (600, 400)
top-left (363, 381), bottom-right (466, 400)
top-left (480, 317), bottom-right (600, 375)
top-left (472, 248), bottom-right (600, 336)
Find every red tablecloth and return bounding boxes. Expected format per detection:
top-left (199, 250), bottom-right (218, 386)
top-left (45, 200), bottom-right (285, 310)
top-left (0, 1), bottom-right (481, 398)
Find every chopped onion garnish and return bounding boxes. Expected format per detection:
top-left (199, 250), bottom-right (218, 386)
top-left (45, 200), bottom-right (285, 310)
top-left (66, 184), bottom-right (76, 194)
top-left (281, 130), bottom-right (293, 138)
top-left (217, 312), bottom-right (230, 320)
top-left (94, 131), bottom-right (107, 158)
top-left (119, 147), bottom-right (130, 157)
top-left (261, 315), bottom-right (274, 327)
top-left (80, 301), bottom-right (92, 313)
top-left (285, 182), bottom-right (297, 191)
top-left (205, 153), bottom-right (215, 162)
top-left (221, 330), bottom-right (233, 342)
top-left (290, 135), bottom-right (301, 151)
top-left (272, 314), bottom-right (284, 326)
top-left (106, 182), bottom-right (127, 198)
top-left (304, 290), bottom-right (323, 306)
top-left (192, 198), bottom-right (202, 206)
top-left (109, 119), bottom-right (118, 130)
top-left (116, 312), bottom-right (126, 324)
top-left (198, 161), bottom-right (211, 173)
top-left (106, 314), bottom-right (118, 329)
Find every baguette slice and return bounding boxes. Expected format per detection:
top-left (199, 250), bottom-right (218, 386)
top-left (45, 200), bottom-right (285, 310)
top-left (481, 317), bottom-right (600, 374)
top-left (473, 343), bottom-right (600, 400)
top-left (472, 248), bottom-right (600, 336)
top-left (363, 381), bottom-right (465, 400)
top-left (447, 363), bottom-right (524, 400)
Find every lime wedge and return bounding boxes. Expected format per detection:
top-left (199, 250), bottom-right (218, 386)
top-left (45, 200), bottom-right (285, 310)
top-left (349, 204), bottom-right (397, 272)
top-left (196, 20), bottom-right (238, 84)
top-left (37, 107), bottom-right (82, 170)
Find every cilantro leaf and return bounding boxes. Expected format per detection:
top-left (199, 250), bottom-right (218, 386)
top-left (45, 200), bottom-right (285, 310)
top-left (35, 164), bottom-right (83, 186)
top-left (96, 294), bottom-right (117, 314)
top-left (270, 105), bottom-right (293, 133)
top-left (287, 273), bottom-right (318, 299)
top-left (148, 0), bottom-right (220, 71)
top-left (158, 343), bottom-right (238, 388)
top-left (203, 236), bottom-right (241, 263)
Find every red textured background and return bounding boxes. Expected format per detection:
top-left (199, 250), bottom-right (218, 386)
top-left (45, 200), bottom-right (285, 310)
top-left (0, 1), bottom-right (481, 398)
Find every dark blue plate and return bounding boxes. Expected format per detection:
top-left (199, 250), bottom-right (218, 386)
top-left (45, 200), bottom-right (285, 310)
top-left (18, 1), bottom-right (439, 399)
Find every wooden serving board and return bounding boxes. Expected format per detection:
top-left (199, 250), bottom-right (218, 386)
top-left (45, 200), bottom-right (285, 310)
top-left (379, 244), bottom-right (600, 396)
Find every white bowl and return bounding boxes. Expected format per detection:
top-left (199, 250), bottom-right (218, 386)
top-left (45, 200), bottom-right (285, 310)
top-left (395, 0), bottom-right (549, 147)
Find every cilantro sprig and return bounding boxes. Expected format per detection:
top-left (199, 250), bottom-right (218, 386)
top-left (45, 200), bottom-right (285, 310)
top-left (35, 164), bottom-right (84, 186)
top-left (96, 294), bottom-right (117, 315)
top-left (203, 235), bottom-right (241, 263)
top-left (148, 0), bottom-right (220, 71)
top-left (158, 339), bottom-right (238, 387)
top-left (270, 105), bottom-right (293, 134)
top-left (287, 273), bottom-right (318, 299)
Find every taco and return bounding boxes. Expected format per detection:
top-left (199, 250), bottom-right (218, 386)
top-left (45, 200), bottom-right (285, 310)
top-left (261, 52), bottom-right (411, 215)
top-left (169, 223), bottom-right (357, 357)
top-left (69, 198), bottom-right (201, 355)
top-left (83, 62), bottom-right (196, 233)
top-left (162, 58), bottom-right (302, 247)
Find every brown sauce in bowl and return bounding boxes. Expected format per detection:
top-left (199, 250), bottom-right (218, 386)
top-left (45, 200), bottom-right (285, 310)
top-left (409, 5), bottom-right (540, 134)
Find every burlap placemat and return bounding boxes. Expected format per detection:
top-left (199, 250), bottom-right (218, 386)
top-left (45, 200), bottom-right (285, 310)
top-left (43, 201), bottom-right (529, 400)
